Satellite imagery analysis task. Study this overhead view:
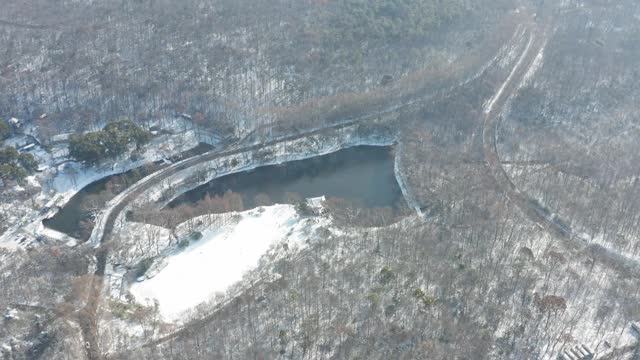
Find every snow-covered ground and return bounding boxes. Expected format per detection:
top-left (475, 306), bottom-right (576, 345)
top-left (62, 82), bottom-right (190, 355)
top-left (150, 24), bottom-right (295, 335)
top-left (49, 125), bottom-right (204, 197)
top-left (129, 204), bottom-right (328, 321)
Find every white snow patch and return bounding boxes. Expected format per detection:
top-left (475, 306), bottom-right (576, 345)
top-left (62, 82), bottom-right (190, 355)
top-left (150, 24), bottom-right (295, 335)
top-left (129, 204), bottom-right (321, 320)
top-left (3, 308), bottom-right (19, 320)
top-left (484, 32), bottom-right (535, 114)
top-left (25, 175), bottom-right (40, 188)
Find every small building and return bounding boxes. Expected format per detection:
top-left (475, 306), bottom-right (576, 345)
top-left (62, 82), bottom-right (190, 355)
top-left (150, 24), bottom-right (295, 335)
top-left (558, 345), bottom-right (594, 360)
top-left (50, 133), bottom-right (72, 144)
top-left (18, 143), bottom-right (36, 153)
top-left (3, 308), bottom-right (18, 320)
top-left (7, 117), bottom-right (23, 131)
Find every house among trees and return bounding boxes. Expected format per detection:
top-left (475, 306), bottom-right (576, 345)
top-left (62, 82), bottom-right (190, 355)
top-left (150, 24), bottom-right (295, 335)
top-left (558, 345), bottom-right (594, 360)
top-left (7, 117), bottom-right (23, 131)
top-left (17, 143), bottom-right (36, 153)
top-left (50, 132), bottom-right (72, 145)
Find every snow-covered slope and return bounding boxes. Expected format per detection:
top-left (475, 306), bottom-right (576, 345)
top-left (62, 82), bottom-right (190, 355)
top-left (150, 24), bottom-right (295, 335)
top-left (129, 204), bottom-right (327, 320)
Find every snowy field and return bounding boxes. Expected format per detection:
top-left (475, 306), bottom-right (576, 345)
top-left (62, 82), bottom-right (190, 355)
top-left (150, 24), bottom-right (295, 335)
top-left (129, 204), bottom-right (326, 320)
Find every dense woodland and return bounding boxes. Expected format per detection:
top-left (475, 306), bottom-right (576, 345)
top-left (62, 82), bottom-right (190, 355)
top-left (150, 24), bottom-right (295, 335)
top-left (68, 120), bottom-right (151, 165)
top-left (0, 0), bottom-right (507, 138)
top-left (0, 120), bottom-right (37, 181)
top-left (314, 0), bottom-right (466, 42)
top-left (0, 142), bottom-right (37, 181)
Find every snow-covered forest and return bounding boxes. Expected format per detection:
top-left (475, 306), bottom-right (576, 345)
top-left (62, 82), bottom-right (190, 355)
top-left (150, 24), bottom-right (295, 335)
top-left (1, 0), bottom-right (640, 359)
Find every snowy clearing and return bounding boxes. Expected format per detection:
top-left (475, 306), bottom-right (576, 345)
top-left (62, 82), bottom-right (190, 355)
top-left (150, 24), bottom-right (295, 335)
top-left (129, 204), bottom-right (326, 321)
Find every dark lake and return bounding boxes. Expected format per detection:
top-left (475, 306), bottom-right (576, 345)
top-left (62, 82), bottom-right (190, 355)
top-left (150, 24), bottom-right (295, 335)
top-left (43, 143), bottom-right (214, 240)
top-left (45, 145), bottom-right (405, 239)
top-left (42, 165), bottom-right (157, 239)
top-left (168, 145), bottom-right (405, 212)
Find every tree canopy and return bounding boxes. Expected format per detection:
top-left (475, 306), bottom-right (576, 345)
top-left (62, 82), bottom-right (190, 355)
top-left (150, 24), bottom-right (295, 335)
top-left (68, 120), bottom-right (151, 164)
top-left (0, 144), bottom-right (36, 181)
top-left (0, 121), bottom-right (10, 140)
top-left (320, 0), bottom-right (466, 43)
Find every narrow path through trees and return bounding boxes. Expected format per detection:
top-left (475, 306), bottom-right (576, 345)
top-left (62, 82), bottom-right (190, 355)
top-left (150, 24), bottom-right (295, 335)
top-left (481, 15), bottom-right (640, 281)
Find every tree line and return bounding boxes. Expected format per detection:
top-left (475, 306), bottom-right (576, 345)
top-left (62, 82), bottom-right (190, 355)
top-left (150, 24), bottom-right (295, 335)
top-left (318, 0), bottom-right (466, 43)
top-left (0, 120), bottom-right (36, 182)
top-left (68, 120), bottom-right (151, 165)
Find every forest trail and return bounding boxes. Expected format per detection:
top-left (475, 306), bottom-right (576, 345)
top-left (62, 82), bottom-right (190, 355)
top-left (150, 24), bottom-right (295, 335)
top-left (481, 16), bottom-right (640, 282)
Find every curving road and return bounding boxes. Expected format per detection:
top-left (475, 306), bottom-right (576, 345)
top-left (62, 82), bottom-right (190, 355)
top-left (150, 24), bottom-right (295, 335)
top-left (0, 19), bottom-right (59, 29)
top-left (481, 16), bottom-right (640, 280)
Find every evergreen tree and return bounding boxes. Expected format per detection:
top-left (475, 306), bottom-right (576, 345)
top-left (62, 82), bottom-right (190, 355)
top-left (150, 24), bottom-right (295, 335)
top-left (0, 121), bottom-right (10, 140)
